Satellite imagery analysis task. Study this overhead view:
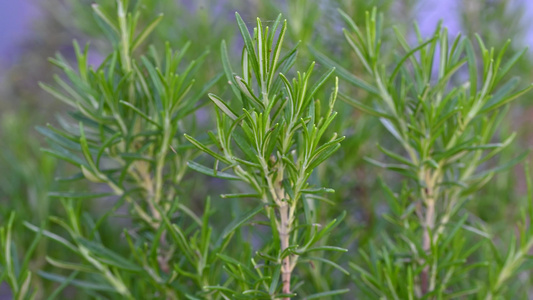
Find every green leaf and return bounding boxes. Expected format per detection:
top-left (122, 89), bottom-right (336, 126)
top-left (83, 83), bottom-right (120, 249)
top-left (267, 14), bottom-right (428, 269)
top-left (235, 12), bottom-right (260, 80)
top-left (495, 47), bottom-right (528, 83)
top-left (465, 39), bottom-right (478, 98)
top-left (269, 264), bottom-right (281, 295)
top-left (37, 125), bottom-right (82, 151)
top-left (377, 143), bottom-right (415, 167)
top-left (306, 139), bottom-right (343, 171)
top-left (38, 271), bottom-right (117, 292)
top-left (208, 93), bottom-right (238, 120)
top-left (308, 46), bottom-right (379, 95)
top-left (379, 118), bottom-right (404, 145)
top-left (297, 246), bottom-right (348, 254)
top-left (220, 193), bottom-right (261, 199)
top-left (301, 187), bottom-right (335, 194)
top-left (119, 153), bottom-right (155, 162)
top-left (41, 146), bottom-right (86, 167)
top-left (339, 93), bottom-right (392, 119)
top-left (187, 161), bottom-right (240, 180)
top-left (217, 205), bottom-right (264, 245)
top-left (119, 100), bottom-right (161, 128)
top-left (480, 83), bottom-right (533, 113)
top-left (91, 4), bottom-right (119, 34)
top-left (131, 13), bottom-right (163, 51)
top-left (306, 256), bottom-right (350, 275)
top-left (221, 40), bottom-right (242, 102)
top-left (184, 134), bottom-right (231, 164)
top-left (23, 222), bottom-right (77, 254)
top-left (203, 286), bottom-right (235, 294)
top-left (46, 257), bottom-right (95, 273)
top-left (471, 151), bottom-right (529, 180)
top-left (39, 82), bottom-right (76, 108)
top-left (234, 76), bottom-right (265, 110)
top-left (388, 36), bottom-right (438, 86)
top-left (305, 66), bottom-right (335, 105)
top-left (305, 289), bottom-right (350, 299)
top-left (75, 237), bottom-right (142, 272)
top-left (48, 192), bottom-right (113, 199)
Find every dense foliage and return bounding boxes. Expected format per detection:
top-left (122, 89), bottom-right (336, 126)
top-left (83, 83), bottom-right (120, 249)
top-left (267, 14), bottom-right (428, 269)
top-left (1, 0), bottom-right (533, 299)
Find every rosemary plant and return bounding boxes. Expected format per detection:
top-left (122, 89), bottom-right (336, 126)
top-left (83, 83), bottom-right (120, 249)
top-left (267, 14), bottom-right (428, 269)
top-left (185, 13), bottom-right (346, 298)
top-left (22, 1), bottom-right (239, 299)
top-left (317, 8), bottom-right (533, 298)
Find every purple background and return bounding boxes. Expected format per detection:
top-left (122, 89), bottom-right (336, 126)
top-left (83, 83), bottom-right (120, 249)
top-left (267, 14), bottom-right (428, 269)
top-left (0, 0), bottom-right (40, 69)
top-left (1, 0), bottom-right (533, 101)
top-left (1, 0), bottom-right (533, 69)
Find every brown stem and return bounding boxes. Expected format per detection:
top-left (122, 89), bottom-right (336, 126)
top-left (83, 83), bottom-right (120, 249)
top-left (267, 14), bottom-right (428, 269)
top-left (279, 203), bottom-right (292, 299)
top-left (421, 189), bottom-right (435, 295)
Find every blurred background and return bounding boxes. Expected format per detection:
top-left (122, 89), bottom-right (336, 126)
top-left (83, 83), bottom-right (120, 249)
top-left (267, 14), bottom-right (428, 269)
top-left (1, 0), bottom-right (533, 298)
